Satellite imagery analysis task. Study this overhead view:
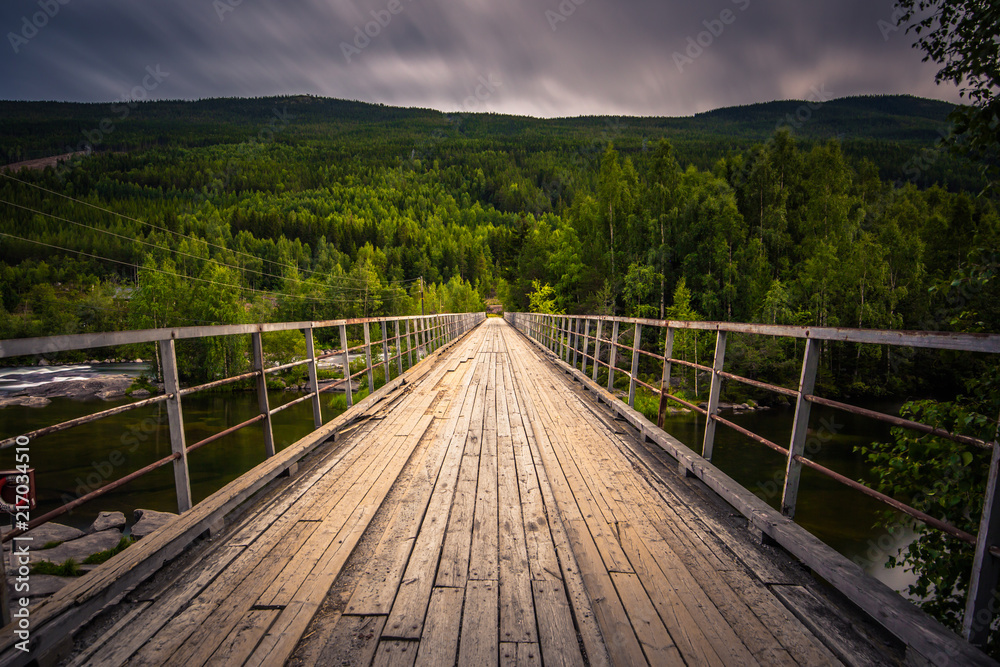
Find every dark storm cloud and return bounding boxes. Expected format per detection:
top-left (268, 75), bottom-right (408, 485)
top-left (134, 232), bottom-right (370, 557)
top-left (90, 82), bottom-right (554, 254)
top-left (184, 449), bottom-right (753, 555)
top-left (0, 0), bottom-right (961, 117)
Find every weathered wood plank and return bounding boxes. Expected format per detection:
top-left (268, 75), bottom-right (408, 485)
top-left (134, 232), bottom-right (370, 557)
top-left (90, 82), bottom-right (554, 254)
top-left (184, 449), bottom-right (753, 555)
top-left (502, 329), bottom-right (611, 667)
top-left (373, 639), bottom-right (419, 667)
top-left (616, 523), bottom-right (728, 667)
top-left (531, 580), bottom-right (585, 667)
top-left (458, 580), bottom-right (499, 667)
top-left (413, 587), bottom-right (464, 667)
top-left (610, 571), bottom-right (686, 666)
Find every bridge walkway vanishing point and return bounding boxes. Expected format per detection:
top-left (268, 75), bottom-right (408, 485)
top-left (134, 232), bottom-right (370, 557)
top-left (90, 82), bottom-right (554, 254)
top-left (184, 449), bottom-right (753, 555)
top-left (16, 319), bottom-right (936, 665)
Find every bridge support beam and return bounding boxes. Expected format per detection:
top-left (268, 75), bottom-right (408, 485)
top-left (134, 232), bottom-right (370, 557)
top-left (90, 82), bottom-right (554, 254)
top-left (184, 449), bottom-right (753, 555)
top-left (781, 338), bottom-right (820, 518)
top-left (159, 339), bottom-right (193, 513)
top-left (701, 331), bottom-right (727, 461)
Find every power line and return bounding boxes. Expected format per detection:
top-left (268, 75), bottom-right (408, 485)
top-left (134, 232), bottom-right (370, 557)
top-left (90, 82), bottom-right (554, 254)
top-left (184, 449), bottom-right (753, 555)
top-left (0, 198), bottom-right (388, 295)
top-left (0, 172), bottom-right (421, 287)
top-left (0, 231), bottom-right (400, 306)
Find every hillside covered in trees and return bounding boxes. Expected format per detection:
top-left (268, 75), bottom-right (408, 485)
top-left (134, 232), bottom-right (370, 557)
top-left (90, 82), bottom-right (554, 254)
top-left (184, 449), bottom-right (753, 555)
top-left (0, 94), bottom-right (996, 398)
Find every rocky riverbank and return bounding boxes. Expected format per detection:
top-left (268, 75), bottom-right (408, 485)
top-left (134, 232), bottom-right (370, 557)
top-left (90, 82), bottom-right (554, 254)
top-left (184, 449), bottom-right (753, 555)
top-left (3, 509), bottom-right (177, 606)
top-left (0, 373), bottom-right (159, 407)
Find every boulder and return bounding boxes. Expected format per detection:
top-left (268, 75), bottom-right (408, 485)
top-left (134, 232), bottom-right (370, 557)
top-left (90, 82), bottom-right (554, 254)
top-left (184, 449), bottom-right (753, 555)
top-left (37, 359), bottom-right (49, 367)
top-left (22, 523), bottom-right (85, 548)
top-left (32, 529), bottom-right (122, 566)
top-left (131, 509), bottom-right (178, 539)
top-left (89, 511), bottom-right (126, 533)
top-left (0, 395), bottom-right (51, 408)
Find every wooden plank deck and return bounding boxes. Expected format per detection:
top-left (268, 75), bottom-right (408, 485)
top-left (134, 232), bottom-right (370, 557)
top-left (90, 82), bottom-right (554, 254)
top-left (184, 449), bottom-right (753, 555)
top-left (61, 318), bottom-right (900, 666)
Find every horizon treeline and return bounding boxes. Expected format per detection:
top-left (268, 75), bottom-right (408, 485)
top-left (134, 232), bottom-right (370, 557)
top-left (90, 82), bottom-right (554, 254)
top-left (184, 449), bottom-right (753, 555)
top-left (0, 98), bottom-right (996, 396)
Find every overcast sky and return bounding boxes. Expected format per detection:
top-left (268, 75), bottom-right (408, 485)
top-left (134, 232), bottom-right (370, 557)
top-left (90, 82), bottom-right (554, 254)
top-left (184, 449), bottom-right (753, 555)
top-left (0, 0), bottom-right (961, 118)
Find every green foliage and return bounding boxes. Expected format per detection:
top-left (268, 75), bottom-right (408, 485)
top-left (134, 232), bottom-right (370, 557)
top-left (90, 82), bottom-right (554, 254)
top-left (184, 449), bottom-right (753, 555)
top-left (861, 398), bottom-right (997, 648)
top-left (528, 280), bottom-right (562, 315)
top-left (31, 558), bottom-right (83, 576)
top-left (83, 536), bottom-right (135, 565)
top-left (895, 1), bottom-right (999, 187)
top-left (125, 373), bottom-right (158, 397)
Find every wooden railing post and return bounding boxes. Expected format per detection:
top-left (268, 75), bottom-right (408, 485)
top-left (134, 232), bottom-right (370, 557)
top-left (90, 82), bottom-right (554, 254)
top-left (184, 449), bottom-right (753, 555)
top-left (593, 320), bottom-right (603, 383)
top-left (628, 323), bottom-right (643, 408)
top-left (781, 338), bottom-right (820, 517)
top-left (381, 321), bottom-right (391, 385)
top-left (580, 319), bottom-right (590, 377)
top-left (964, 429), bottom-right (1000, 647)
top-left (656, 327), bottom-right (675, 428)
top-left (607, 320), bottom-right (620, 392)
top-left (573, 318), bottom-right (581, 368)
top-left (701, 331), bottom-right (727, 461)
top-left (251, 332), bottom-right (276, 459)
top-left (339, 323), bottom-right (353, 408)
top-left (394, 320), bottom-right (403, 377)
top-left (405, 319), bottom-right (414, 369)
top-left (303, 326), bottom-right (323, 429)
top-left (159, 339), bottom-right (193, 513)
top-left (363, 322), bottom-right (375, 394)
top-left (561, 317), bottom-right (569, 362)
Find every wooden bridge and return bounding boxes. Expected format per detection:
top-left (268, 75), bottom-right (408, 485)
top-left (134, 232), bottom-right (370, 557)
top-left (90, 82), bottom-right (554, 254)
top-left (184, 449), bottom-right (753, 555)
top-left (1, 316), bottom-right (998, 665)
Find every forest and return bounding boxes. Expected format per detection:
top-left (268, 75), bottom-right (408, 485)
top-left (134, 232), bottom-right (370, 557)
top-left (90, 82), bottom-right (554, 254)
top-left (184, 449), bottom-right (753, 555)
top-left (0, 94), bottom-right (995, 397)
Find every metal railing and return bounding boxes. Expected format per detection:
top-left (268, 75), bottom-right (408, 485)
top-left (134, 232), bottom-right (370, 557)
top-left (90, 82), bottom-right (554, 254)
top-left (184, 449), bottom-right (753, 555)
top-left (0, 313), bottom-right (484, 539)
top-left (506, 311), bottom-right (1000, 649)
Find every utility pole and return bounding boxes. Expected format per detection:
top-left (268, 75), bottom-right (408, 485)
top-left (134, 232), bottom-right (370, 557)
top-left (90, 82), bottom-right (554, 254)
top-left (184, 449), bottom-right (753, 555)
top-left (420, 276), bottom-right (424, 316)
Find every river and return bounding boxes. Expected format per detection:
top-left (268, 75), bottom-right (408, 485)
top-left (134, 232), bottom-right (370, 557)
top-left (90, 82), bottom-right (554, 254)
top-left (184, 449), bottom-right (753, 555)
top-left (0, 363), bottom-right (917, 595)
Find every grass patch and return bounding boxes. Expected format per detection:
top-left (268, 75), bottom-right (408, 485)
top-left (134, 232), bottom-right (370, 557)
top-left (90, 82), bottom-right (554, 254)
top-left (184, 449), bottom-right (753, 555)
top-left (30, 559), bottom-right (83, 577)
top-left (83, 536), bottom-right (134, 565)
top-left (40, 540), bottom-right (63, 550)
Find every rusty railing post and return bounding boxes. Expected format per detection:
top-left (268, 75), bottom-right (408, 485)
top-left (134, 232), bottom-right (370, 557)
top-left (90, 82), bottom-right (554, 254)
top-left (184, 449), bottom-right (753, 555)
top-left (303, 326), bottom-right (323, 429)
top-left (580, 318), bottom-right (590, 377)
top-left (701, 330), bottom-right (727, 461)
top-left (159, 338), bottom-right (193, 513)
top-left (781, 337), bottom-right (820, 517)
